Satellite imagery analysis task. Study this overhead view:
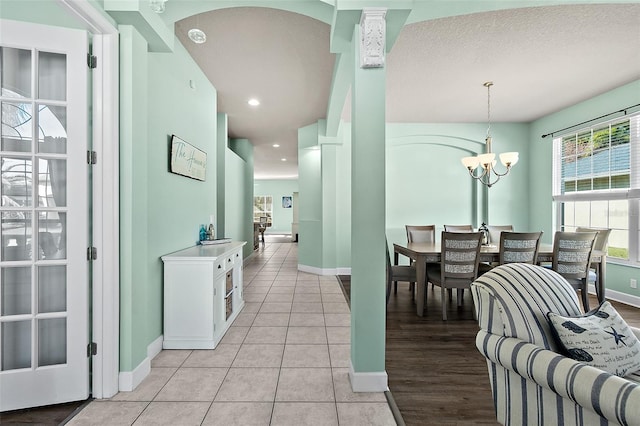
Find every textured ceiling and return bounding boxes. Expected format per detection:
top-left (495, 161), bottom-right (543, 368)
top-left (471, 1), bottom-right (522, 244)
top-left (176, 8), bottom-right (335, 180)
top-left (176, 4), bottom-right (640, 180)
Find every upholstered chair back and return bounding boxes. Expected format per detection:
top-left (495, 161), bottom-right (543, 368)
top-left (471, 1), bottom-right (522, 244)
top-left (471, 263), bottom-right (582, 351)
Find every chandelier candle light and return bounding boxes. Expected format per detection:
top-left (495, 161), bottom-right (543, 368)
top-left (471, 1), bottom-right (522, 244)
top-left (461, 82), bottom-right (519, 188)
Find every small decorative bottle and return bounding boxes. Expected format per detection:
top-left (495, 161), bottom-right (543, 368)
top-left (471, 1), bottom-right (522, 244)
top-left (479, 222), bottom-right (489, 245)
top-left (207, 223), bottom-right (215, 241)
top-left (199, 225), bottom-right (207, 242)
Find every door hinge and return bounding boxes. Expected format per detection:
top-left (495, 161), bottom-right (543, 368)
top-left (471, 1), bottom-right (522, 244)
top-left (87, 246), bottom-right (97, 261)
top-left (87, 342), bottom-right (97, 357)
top-left (87, 54), bottom-right (97, 69)
top-left (87, 150), bottom-right (97, 165)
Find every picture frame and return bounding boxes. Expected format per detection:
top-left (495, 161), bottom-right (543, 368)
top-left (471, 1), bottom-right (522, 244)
top-left (169, 135), bottom-right (207, 181)
top-left (282, 196), bottom-right (292, 208)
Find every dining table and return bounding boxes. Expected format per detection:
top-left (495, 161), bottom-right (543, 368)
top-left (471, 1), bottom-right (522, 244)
top-left (393, 241), bottom-right (606, 317)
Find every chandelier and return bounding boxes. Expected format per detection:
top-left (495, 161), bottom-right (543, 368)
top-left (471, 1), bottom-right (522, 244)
top-left (461, 82), bottom-right (518, 188)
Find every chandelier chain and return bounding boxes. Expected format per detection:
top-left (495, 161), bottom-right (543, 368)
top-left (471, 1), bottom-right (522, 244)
top-left (485, 81), bottom-right (493, 139)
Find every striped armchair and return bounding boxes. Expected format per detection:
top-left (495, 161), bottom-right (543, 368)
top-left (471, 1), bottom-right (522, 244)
top-left (470, 263), bottom-right (640, 426)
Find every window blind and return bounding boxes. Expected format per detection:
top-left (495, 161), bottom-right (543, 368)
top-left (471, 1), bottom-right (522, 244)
top-left (553, 112), bottom-right (640, 198)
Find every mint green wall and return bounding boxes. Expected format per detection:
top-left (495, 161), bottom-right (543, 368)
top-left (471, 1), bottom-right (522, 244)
top-left (385, 122), bottom-right (530, 249)
top-left (529, 79), bottom-right (640, 298)
top-left (335, 121), bottom-right (352, 268)
top-left (321, 142), bottom-right (339, 268)
top-left (119, 25), bottom-right (149, 371)
top-left (225, 149), bottom-right (247, 247)
top-left (298, 123), bottom-right (323, 268)
top-left (254, 179), bottom-right (299, 234)
top-left (119, 29), bottom-right (218, 371)
top-left (146, 39), bottom-right (218, 344)
top-left (323, 121), bottom-right (530, 268)
top-left (216, 113), bottom-right (228, 237)
top-left (228, 138), bottom-right (255, 258)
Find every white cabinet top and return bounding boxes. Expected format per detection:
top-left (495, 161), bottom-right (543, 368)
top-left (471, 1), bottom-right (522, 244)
top-left (161, 241), bottom-right (246, 262)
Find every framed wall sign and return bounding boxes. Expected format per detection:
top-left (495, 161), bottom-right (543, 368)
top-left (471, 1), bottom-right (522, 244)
top-left (169, 135), bottom-right (207, 181)
top-left (282, 196), bottom-right (292, 208)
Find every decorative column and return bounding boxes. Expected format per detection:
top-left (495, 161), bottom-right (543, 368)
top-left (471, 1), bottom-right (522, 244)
top-left (349, 8), bottom-right (388, 392)
top-left (359, 8), bottom-right (386, 69)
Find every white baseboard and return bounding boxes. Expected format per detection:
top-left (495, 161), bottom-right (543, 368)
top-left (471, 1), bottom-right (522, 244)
top-left (118, 359), bottom-right (149, 392)
top-left (298, 264), bottom-right (352, 276)
top-left (118, 335), bottom-right (163, 392)
top-left (147, 334), bottom-right (163, 360)
top-left (588, 284), bottom-right (640, 308)
top-left (348, 361), bottom-right (388, 392)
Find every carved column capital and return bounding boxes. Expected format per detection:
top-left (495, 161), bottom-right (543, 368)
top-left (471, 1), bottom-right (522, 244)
top-left (360, 8), bottom-right (387, 69)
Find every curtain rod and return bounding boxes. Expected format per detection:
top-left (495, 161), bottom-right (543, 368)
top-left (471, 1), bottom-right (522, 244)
top-left (541, 103), bottom-right (640, 139)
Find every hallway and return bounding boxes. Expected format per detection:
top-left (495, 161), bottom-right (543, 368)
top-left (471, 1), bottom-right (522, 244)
top-left (67, 240), bottom-right (396, 425)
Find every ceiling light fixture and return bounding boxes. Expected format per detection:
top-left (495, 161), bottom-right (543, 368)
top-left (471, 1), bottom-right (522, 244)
top-left (272, 144), bottom-right (280, 148)
top-left (188, 29), bottom-right (206, 44)
top-left (281, 158), bottom-right (287, 161)
top-left (248, 98), bottom-right (260, 106)
top-left (149, 0), bottom-right (167, 13)
top-left (461, 82), bottom-right (519, 188)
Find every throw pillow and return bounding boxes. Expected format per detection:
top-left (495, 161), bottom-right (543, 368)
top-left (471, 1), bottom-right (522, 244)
top-left (546, 301), bottom-right (640, 377)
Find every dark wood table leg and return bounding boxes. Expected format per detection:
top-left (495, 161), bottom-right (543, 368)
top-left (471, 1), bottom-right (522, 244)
top-left (415, 255), bottom-right (427, 317)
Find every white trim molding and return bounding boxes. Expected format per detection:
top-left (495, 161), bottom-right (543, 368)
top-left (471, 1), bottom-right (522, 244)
top-left (588, 284), bottom-right (640, 308)
top-left (89, 31), bottom-right (120, 400)
top-left (147, 334), bottom-right (164, 361)
top-left (118, 335), bottom-right (163, 392)
top-left (118, 360), bottom-right (150, 393)
top-left (298, 264), bottom-right (351, 276)
top-left (349, 361), bottom-right (388, 392)
top-left (57, 0), bottom-right (120, 400)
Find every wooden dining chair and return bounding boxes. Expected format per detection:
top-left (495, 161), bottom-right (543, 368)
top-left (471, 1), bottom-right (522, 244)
top-left (443, 224), bottom-right (473, 233)
top-left (386, 240), bottom-right (417, 304)
top-left (406, 225), bottom-right (436, 244)
top-left (575, 227), bottom-right (611, 301)
top-left (397, 225), bottom-right (436, 296)
top-left (551, 231), bottom-right (598, 311)
top-left (479, 231), bottom-right (543, 274)
top-left (499, 231), bottom-right (543, 265)
top-left (426, 231), bottom-right (483, 320)
top-left (487, 225), bottom-right (513, 246)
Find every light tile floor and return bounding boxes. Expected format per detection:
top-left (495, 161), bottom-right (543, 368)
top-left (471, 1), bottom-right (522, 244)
top-left (68, 241), bottom-right (396, 426)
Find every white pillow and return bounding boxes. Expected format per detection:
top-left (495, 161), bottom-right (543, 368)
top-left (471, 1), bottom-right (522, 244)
top-left (546, 301), bottom-right (640, 377)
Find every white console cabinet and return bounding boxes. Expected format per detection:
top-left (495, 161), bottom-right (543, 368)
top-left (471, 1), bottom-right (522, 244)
top-left (161, 241), bottom-right (246, 349)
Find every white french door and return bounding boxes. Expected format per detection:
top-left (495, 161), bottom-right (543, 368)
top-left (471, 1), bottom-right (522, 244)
top-left (0, 20), bottom-right (89, 411)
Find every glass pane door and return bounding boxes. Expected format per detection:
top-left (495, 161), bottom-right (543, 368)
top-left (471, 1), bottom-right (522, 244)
top-left (0, 20), bottom-right (89, 411)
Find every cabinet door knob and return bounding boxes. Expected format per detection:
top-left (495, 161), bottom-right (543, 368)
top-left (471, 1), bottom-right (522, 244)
top-left (218, 265), bottom-right (222, 269)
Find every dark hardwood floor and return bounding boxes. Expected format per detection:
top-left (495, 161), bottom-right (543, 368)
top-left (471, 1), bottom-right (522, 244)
top-left (339, 276), bottom-right (640, 426)
top-left (0, 399), bottom-right (90, 425)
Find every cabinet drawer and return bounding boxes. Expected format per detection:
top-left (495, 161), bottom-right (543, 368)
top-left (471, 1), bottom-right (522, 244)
top-left (214, 258), bottom-right (225, 273)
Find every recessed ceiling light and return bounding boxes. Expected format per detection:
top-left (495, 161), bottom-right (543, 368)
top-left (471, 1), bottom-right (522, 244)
top-left (188, 29), bottom-right (206, 44)
top-left (248, 98), bottom-right (260, 106)
top-left (273, 144), bottom-right (280, 148)
top-left (281, 158), bottom-right (287, 161)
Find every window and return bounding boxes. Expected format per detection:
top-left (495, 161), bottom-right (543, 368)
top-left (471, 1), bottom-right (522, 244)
top-left (553, 113), bottom-right (640, 264)
top-left (253, 196), bottom-right (272, 225)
